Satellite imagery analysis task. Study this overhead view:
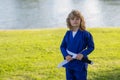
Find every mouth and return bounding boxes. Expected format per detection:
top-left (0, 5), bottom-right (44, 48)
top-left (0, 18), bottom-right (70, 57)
top-left (73, 23), bottom-right (78, 24)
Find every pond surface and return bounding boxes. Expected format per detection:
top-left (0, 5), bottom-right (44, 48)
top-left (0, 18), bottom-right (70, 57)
top-left (0, 0), bottom-right (120, 29)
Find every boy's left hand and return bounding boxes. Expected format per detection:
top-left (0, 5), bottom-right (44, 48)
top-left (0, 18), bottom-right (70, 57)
top-left (76, 53), bottom-right (83, 60)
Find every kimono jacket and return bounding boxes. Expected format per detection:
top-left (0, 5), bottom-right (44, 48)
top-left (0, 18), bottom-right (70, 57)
top-left (60, 29), bottom-right (94, 71)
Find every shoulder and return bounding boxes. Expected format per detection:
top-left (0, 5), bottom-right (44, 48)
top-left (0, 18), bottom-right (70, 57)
top-left (82, 30), bottom-right (90, 34)
top-left (80, 30), bottom-right (91, 35)
top-left (65, 30), bottom-right (71, 35)
top-left (62, 30), bottom-right (71, 38)
top-left (81, 30), bottom-right (93, 38)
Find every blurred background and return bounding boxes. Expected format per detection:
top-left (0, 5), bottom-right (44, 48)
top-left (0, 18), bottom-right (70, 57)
top-left (0, 0), bottom-right (120, 29)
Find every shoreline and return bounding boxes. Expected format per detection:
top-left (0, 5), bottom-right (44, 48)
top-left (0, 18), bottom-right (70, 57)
top-left (0, 26), bottom-right (120, 31)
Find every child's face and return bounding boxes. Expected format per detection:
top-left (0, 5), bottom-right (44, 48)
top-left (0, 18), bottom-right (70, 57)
top-left (70, 17), bottom-right (81, 28)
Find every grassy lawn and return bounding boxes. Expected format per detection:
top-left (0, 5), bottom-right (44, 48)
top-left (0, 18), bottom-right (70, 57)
top-left (0, 28), bottom-right (120, 80)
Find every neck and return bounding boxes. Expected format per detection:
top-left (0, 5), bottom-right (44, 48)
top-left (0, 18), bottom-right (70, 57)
top-left (72, 27), bottom-right (79, 32)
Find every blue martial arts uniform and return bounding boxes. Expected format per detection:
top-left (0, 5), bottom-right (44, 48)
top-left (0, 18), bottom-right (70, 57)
top-left (60, 29), bottom-right (94, 80)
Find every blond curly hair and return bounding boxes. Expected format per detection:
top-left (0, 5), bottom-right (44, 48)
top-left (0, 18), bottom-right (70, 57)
top-left (66, 10), bottom-right (86, 31)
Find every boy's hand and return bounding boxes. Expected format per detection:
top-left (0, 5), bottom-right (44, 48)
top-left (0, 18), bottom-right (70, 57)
top-left (65, 55), bottom-right (73, 61)
top-left (76, 53), bottom-right (83, 60)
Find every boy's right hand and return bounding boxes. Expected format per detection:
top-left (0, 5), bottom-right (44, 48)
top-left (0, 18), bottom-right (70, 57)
top-left (65, 55), bottom-right (73, 61)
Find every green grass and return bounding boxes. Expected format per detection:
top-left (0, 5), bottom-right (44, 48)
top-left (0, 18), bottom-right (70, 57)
top-left (0, 28), bottom-right (120, 80)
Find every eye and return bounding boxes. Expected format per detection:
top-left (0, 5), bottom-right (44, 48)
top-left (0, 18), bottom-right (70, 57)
top-left (70, 17), bottom-right (74, 20)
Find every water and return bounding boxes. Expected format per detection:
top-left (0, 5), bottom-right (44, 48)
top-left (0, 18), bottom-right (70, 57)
top-left (0, 0), bottom-right (120, 29)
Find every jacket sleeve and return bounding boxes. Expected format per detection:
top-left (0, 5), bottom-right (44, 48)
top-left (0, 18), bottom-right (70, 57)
top-left (81, 32), bottom-right (95, 57)
top-left (60, 31), bottom-right (69, 58)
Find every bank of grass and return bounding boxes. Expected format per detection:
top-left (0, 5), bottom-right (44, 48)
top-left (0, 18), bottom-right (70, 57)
top-left (0, 28), bottom-right (120, 80)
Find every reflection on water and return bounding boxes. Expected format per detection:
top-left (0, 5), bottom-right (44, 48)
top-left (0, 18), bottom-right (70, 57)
top-left (0, 0), bottom-right (120, 29)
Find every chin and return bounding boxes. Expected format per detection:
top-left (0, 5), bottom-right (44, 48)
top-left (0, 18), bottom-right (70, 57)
top-left (73, 25), bottom-right (79, 27)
